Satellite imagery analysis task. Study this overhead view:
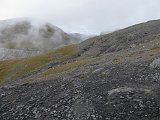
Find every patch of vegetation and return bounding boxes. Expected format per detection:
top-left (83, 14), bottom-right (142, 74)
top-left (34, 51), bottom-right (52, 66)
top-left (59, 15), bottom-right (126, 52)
top-left (46, 25), bottom-right (54, 33)
top-left (0, 44), bottom-right (78, 83)
top-left (20, 41), bottom-right (35, 50)
top-left (3, 41), bottom-right (17, 49)
top-left (43, 59), bottom-right (89, 76)
top-left (126, 47), bottom-right (160, 59)
top-left (12, 44), bottom-right (77, 79)
top-left (112, 58), bottom-right (124, 64)
top-left (110, 46), bottom-right (160, 66)
top-left (0, 59), bottom-right (20, 84)
top-left (146, 47), bottom-right (160, 55)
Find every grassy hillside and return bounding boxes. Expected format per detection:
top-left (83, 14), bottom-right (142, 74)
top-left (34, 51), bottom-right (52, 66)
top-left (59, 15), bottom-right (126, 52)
top-left (0, 44), bottom-right (89, 84)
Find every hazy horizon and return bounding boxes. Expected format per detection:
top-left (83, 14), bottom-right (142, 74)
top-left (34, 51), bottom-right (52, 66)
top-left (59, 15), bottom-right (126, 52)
top-left (0, 0), bottom-right (160, 34)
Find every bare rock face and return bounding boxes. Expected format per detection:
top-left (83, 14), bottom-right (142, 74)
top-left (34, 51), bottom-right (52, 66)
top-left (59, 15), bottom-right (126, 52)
top-left (1, 20), bottom-right (160, 120)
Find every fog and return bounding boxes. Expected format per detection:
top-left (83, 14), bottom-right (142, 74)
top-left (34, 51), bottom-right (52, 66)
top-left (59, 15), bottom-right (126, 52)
top-left (0, 0), bottom-right (160, 34)
top-left (0, 19), bottom-right (77, 52)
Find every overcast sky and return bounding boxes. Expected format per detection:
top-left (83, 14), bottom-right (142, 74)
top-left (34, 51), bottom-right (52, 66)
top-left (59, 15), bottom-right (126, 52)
top-left (0, 0), bottom-right (160, 34)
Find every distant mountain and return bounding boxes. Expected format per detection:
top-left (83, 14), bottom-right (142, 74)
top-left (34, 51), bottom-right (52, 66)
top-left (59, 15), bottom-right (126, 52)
top-left (69, 33), bottom-right (95, 41)
top-left (0, 19), bottom-right (80, 52)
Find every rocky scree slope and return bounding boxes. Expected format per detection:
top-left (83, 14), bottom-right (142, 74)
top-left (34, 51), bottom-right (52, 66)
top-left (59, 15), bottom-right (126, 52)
top-left (1, 20), bottom-right (160, 120)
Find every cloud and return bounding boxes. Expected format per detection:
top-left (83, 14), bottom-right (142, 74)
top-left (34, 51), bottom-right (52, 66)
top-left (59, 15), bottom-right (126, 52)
top-left (0, 0), bottom-right (160, 34)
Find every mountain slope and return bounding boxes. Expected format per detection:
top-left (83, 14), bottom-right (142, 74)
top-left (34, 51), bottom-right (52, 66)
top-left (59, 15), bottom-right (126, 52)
top-left (78, 20), bottom-right (160, 57)
top-left (1, 20), bottom-right (160, 120)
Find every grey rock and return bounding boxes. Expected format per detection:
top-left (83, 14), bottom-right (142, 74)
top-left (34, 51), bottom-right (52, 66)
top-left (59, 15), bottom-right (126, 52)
top-left (150, 58), bottom-right (160, 68)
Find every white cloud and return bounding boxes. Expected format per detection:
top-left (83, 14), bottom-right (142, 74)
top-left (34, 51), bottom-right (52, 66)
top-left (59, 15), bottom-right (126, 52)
top-left (0, 0), bottom-right (160, 34)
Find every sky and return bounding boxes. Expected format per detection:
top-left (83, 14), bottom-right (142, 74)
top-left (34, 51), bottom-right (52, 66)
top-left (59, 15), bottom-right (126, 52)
top-left (0, 0), bottom-right (160, 34)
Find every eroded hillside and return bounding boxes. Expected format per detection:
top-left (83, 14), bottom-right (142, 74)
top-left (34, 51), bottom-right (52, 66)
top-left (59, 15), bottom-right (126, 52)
top-left (0, 20), bottom-right (160, 120)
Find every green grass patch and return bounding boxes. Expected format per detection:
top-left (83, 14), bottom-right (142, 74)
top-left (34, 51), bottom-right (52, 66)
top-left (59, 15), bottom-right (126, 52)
top-left (0, 59), bottom-right (20, 83)
top-left (126, 47), bottom-right (160, 59)
top-left (43, 59), bottom-right (89, 76)
top-left (0, 44), bottom-right (77, 83)
top-left (112, 58), bottom-right (124, 64)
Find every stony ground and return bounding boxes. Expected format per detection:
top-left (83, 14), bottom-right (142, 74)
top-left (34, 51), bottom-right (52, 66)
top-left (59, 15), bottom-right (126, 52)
top-left (1, 20), bottom-right (160, 120)
top-left (1, 58), bottom-right (160, 120)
